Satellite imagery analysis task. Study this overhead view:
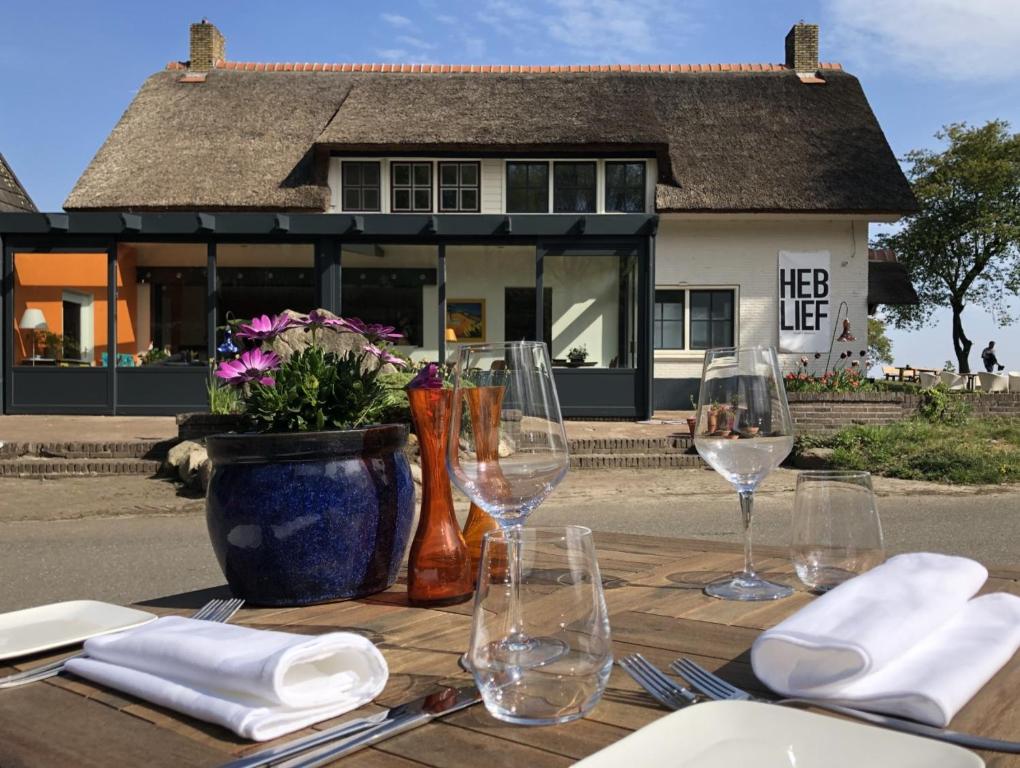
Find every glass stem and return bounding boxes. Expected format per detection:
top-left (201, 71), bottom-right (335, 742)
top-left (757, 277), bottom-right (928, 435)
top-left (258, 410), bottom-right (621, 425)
top-left (739, 491), bottom-right (756, 578)
top-left (508, 524), bottom-right (524, 639)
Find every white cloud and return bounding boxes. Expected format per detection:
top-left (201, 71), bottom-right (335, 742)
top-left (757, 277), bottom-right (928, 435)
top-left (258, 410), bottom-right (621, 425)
top-left (827, 0), bottom-right (1020, 80)
top-left (380, 13), bottom-right (413, 27)
top-left (476, 0), bottom-right (696, 62)
top-left (397, 34), bottom-right (438, 51)
top-left (376, 48), bottom-right (409, 61)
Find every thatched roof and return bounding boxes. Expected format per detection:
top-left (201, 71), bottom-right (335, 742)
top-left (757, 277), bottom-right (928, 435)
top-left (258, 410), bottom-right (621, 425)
top-left (0, 152), bottom-right (37, 212)
top-left (65, 67), bottom-right (915, 214)
top-left (868, 249), bottom-right (919, 309)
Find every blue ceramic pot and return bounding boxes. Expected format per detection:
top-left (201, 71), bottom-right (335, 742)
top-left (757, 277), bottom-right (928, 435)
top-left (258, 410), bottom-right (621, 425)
top-left (205, 425), bottom-right (414, 606)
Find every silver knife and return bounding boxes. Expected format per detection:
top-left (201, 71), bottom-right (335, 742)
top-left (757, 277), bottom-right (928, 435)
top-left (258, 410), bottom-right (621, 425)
top-left (221, 683), bottom-right (481, 768)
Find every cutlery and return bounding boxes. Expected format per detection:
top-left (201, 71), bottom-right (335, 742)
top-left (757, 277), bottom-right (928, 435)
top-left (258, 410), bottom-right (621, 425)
top-left (618, 654), bottom-right (698, 710)
top-left (221, 683), bottom-right (481, 768)
top-left (672, 657), bottom-right (1020, 755)
top-left (0, 597), bottom-right (244, 688)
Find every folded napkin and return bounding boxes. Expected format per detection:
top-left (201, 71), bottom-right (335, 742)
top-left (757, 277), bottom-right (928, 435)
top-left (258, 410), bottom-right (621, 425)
top-left (65, 616), bottom-right (388, 741)
top-left (752, 553), bottom-right (1020, 727)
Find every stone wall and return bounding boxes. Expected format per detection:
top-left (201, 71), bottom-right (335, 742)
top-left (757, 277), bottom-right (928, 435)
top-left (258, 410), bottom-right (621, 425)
top-left (788, 392), bottom-right (1020, 433)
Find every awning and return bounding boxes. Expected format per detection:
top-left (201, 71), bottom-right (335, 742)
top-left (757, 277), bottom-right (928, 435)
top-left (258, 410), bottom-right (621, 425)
top-left (868, 260), bottom-right (918, 312)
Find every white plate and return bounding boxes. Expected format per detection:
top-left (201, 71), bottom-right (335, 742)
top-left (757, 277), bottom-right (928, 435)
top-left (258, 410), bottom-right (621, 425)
top-left (0, 600), bottom-right (157, 660)
top-left (574, 701), bottom-right (983, 767)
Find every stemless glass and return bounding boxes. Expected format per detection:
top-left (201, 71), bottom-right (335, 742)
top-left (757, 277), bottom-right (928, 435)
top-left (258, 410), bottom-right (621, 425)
top-left (448, 341), bottom-right (570, 665)
top-left (469, 526), bottom-right (612, 725)
top-left (694, 345), bottom-right (795, 601)
top-left (792, 470), bottom-right (885, 592)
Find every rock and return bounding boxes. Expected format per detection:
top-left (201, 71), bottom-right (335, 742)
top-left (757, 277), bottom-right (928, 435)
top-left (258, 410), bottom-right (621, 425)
top-left (267, 309), bottom-right (378, 373)
top-left (409, 462), bottom-right (422, 486)
top-left (498, 437), bottom-right (515, 458)
top-left (180, 444), bottom-right (209, 485)
top-left (795, 447), bottom-right (835, 470)
top-left (197, 458), bottom-right (213, 493)
top-left (166, 440), bottom-right (200, 472)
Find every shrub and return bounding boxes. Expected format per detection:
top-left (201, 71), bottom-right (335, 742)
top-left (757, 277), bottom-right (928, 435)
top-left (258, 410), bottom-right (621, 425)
top-left (917, 385), bottom-right (971, 425)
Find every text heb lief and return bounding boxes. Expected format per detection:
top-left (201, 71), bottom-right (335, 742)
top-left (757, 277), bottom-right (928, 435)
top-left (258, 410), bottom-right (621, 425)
top-left (780, 267), bottom-right (829, 332)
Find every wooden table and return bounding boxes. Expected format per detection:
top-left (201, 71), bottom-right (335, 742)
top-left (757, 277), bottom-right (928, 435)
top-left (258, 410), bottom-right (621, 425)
top-left (2, 534), bottom-right (1018, 767)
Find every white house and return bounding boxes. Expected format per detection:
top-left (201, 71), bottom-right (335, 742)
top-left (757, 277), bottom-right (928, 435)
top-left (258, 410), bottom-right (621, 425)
top-left (0, 21), bottom-right (915, 417)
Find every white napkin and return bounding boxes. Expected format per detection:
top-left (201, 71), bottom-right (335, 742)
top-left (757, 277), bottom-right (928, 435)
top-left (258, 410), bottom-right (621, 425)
top-left (752, 553), bottom-right (1020, 726)
top-left (65, 616), bottom-right (388, 741)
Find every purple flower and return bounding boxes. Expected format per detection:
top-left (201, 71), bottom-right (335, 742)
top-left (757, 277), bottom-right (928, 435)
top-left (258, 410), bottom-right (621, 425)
top-left (364, 323), bottom-right (404, 343)
top-left (215, 348), bottom-right (281, 387)
top-left (299, 310), bottom-right (344, 332)
top-left (363, 344), bottom-right (407, 368)
top-left (235, 314), bottom-right (292, 343)
top-left (407, 362), bottom-right (443, 389)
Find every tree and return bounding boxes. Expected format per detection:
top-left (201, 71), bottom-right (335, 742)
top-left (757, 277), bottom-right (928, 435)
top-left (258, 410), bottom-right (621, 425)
top-left (880, 121), bottom-right (1020, 372)
top-left (867, 317), bottom-right (894, 365)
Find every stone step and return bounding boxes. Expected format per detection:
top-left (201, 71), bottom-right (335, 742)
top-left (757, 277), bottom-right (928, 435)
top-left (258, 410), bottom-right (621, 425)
top-left (0, 440), bottom-right (174, 461)
top-left (0, 458), bottom-right (163, 478)
top-left (570, 453), bottom-right (705, 469)
top-left (567, 436), bottom-right (695, 455)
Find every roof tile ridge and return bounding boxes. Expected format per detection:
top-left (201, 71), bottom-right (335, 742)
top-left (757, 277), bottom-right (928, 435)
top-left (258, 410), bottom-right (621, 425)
top-left (166, 60), bottom-right (844, 73)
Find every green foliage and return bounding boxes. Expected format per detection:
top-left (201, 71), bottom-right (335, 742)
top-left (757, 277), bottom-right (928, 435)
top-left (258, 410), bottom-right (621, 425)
top-left (140, 347), bottom-right (170, 365)
top-left (244, 346), bottom-right (390, 433)
top-left (207, 375), bottom-right (243, 415)
top-left (784, 367), bottom-right (868, 393)
top-left (867, 317), bottom-right (894, 365)
top-left (801, 418), bottom-right (1020, 485)
top-left (376, 370), bottom-right (415, 423)
top-left (917, 384), bottom-right (971, 425)
top-left (880, 121), bottom-right (1020, 372)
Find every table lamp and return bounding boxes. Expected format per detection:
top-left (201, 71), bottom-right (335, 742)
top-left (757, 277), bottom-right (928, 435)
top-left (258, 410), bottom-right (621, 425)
top-left (19, 308), bottom-right (48, 362)
top-left (445, 327), bottom-right (458, 343)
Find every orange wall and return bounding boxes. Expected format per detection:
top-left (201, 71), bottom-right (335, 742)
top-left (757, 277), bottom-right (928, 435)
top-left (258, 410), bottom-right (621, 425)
top-left (13, 251), bottom-right (138, 364)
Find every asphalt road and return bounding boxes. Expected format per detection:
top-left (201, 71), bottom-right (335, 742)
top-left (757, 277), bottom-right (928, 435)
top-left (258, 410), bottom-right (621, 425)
top-left (1, 470), bottom-right (1018, 612)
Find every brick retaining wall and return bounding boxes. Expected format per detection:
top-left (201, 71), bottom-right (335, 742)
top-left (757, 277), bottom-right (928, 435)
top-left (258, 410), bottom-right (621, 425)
top-left (788, 392), bottom-right (1020, 432)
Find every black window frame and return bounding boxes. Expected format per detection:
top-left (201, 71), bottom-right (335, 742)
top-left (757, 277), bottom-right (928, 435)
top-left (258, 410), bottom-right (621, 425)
top-left (340, 161), bottom-right (382, 212)
top-left (438, 162), bottom-right (481, 213)
top-left (653, 289), bottom-right (685, 350)
top-left (689, 289), bottom-right (735, 350)
top-left (553, 161), bottom-right (597, 213)
top-left (506, 161), bottom-right (550, 213)
top-left (605, 161), bottom-right (647, 213)
top-left (391, 161), bottom-right (433, 213)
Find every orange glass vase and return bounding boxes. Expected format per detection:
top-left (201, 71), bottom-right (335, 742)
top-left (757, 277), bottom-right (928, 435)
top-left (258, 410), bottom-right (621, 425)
top-left (461, 386), bottom-right (505, 574)
top-left (406, 387), bottom-right (474, 606)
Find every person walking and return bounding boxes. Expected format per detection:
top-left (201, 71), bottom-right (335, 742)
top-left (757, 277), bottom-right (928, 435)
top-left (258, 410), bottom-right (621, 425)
top-left (981, 341), bottom-right (1005, 372)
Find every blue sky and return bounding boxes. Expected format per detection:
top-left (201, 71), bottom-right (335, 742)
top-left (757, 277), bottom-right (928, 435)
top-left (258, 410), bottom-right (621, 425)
top-left (2, 0), bottom-right (1018, 369)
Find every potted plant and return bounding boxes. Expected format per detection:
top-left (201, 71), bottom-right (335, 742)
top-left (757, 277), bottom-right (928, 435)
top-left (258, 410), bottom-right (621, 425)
top-left (567, 345), bottom-right (588, 365)
top-left (204, 310), bottom-right (416, 606)
top-left (687, 394), bottom-right (698, 437)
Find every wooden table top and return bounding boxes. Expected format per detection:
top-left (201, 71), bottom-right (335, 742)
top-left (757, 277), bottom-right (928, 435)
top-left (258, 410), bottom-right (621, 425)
top-left (1, 533), bottom-right (1018, 767)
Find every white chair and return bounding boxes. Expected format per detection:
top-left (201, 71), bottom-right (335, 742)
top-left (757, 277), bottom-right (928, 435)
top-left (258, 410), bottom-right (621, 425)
top-left (917, 371), bottom-right (939, 388)
top-left (978, 372), bottom-right (1009, 393)
top-left (939, 371), bottom-right (965, 391)
top-left (1007, 371), bottom-right (1020, 393)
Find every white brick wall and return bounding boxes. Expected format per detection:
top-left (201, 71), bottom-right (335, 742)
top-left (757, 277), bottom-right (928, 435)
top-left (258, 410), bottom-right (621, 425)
top-left (654, 216), bottom-right (870, 380)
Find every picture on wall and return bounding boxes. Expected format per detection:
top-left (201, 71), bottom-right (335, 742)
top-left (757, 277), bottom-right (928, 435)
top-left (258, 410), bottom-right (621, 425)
top-left (446, 299), bottom-right (486, 341)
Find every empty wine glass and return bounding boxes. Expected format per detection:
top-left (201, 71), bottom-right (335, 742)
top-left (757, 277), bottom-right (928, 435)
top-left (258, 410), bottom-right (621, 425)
top-left (792, 470), bottom-right (885, 592)
top-left (694, 345), bottom-right (795, 601)
top-left (448, 341), bottom-right (569, 666)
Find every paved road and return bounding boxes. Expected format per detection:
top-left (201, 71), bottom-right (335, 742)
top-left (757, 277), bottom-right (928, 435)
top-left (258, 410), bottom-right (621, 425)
top-left (1, 471), bottom-right (1018, 612)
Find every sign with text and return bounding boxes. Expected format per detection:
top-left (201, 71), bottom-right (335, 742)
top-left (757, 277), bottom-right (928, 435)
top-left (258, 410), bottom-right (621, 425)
top-left (779, 250), bottom-right (831, 353)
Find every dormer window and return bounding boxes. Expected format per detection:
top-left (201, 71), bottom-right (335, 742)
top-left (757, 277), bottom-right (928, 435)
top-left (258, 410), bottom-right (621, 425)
top-left (391, 162), bottom-right (432, 212)
top-left (341, 161), bottom-right (381, 212)
top-left (506, 162), bottom-right (549, 213)
top-left (605, 161), bottom-right (646, 213)
top-left (439, 162), bottom-right (480, 212)
top-left (553, 162), bottom-right (597, 213)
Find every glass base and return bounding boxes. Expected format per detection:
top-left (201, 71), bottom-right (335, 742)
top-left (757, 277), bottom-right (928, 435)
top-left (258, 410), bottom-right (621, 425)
top-left (493, 634), bottom-right (569, 667)
top-left (704, 572), bottom-right (793, 601)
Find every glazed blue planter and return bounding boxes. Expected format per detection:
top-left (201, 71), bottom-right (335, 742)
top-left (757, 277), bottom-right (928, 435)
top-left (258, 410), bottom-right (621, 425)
top-left (205, 425), bottom-right (415, 606)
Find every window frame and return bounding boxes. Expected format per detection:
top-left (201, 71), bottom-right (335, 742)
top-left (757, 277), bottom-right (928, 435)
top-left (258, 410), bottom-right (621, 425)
top-left (339, 161), bottom-right (382, 212)
top-left (652, 286), bottom-right (739, 356)
top-left (653, 289), bottom-right (685, 351)
top-left (552, 161), bottom-right (598, 213)
top-left (438, 161), bottom-right (481, 213)
top-left (505, 161), bottom-right (551, 214)
top-left (390, 161), bottom-right (433, 213)
top-left (605, 160), bottom-right (647, 213)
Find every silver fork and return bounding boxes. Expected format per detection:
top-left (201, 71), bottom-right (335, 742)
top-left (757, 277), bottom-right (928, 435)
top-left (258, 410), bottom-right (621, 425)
top-left (617, 654), bottom-right (699, 710)
top-left (0, 597), bottom-right (245, 688)
top-left (671, 657), bottom-right (1020, 754)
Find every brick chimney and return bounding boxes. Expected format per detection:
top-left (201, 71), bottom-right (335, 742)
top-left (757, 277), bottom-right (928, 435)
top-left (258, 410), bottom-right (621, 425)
top-left (189, 20), bottom-right (225, 71)
top-left (785, 22), bottom-right (819, 74)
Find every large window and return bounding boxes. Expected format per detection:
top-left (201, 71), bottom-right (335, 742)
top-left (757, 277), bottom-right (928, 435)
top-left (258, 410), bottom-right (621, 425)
top-left (342, 266), bottom-right (429, 347)
top-left (605, 161), bottom-right (646, 212)
top-left (391, 162), bottom-right (432, 212)
top-left (341, 162), bottom-right (381, 212)
top-left (553, 162), bottom-right (596, 213)
top-left (439, 162), bottom-right (480, 212)
top-left (653, 287), bottom-right (736, 351)
top-left (654, 290), bottom-right (685, 350)
top-left (506, 162), bottom-right (549, 213)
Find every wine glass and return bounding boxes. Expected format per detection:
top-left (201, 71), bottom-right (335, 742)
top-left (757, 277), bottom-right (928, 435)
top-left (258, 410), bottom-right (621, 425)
top-left (694, 345), bottom-right (794, 601)
top-left (448, 341), bottom-right (570, 665)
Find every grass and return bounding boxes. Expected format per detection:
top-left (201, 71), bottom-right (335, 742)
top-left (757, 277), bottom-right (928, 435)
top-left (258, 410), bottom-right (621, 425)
top-left (798, 417), bottom-right (1020, 485)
